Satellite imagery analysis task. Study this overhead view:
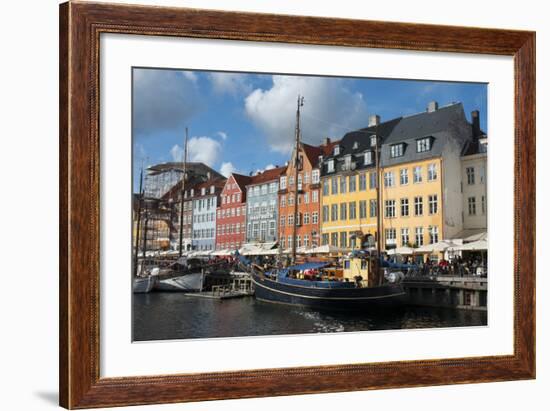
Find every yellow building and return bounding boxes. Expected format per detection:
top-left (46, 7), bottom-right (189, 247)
top-left (380, 158), bottom-right (443, 249)
top-left (319, 102), bottom-right (486, 256)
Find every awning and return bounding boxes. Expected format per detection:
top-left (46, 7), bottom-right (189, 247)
top-left (415, 240), bottom-right (459, 254)
top-left (449, 239), bottom-right (488, 251)
top-left (387, 246), bottom-right (416, 255)
top-left (451, 229), bottom-right (487, 242)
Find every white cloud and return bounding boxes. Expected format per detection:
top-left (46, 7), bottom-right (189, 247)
top-left (170, 136), bottom-right (222, 167)
top-left (244, 75), bottom-right (369, 153)
top-left (264, 164), bottom-right (276, 170)
top-left (209, 72), bottom-right (252, 95)
top-left (182, 71), bottom-right (198, 83)
top-left (133, 68), bottom-right (201, 137)
top-left (220, 162), bottom-right (238, 177)
top-left (216, 131), bottom-right (228, 140)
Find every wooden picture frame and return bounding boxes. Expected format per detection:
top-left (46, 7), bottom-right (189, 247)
top-left (59, 1), bottom-right (535, 408)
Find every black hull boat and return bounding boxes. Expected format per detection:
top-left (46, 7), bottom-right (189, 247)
top-left (251, 265), bottom-right (406, 310)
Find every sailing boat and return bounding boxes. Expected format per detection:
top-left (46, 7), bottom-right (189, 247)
top-left (155, 127), bottom-right (204, 292)
top-left (251, 96), bottom-right (407, 309)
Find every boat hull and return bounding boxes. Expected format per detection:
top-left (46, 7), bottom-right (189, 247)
top-left (252, 273), bottom-right (406, 309)
top-left (156, 272), bottom-right (203, 292)
top-left (133, 276), bottom-right (158, 293)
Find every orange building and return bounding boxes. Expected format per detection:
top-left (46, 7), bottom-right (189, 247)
top-left (278, 141), bottom-right (337, 250)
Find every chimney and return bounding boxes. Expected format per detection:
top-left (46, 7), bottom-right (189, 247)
top-left (368, 114), bottom-right (380, 127)
top-left (427, 101), bottom-right (439, 112)
top-left (471, 110), bottom-right (481, 139)
top-left (323, 137), bottom-right (331, 146)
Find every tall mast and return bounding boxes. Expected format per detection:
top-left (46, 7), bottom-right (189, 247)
top-left (133, 161), bottom-right (144, 276)
top-left (291, 95), bottom-right (304, 264)
top-left (374, 123), bottom-right (382, 284)
top-left (178, 127), bottom-right (189, 257)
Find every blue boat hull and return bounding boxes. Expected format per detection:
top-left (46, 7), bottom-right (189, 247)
top-left (252, 273), bottom-right (406, 310)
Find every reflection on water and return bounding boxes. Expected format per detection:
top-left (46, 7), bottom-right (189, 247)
top-left (133, 293), bottom-right (487, 341)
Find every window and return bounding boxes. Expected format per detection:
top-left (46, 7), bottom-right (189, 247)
top-left (370, 135), bottom-right (377, 147)
top-left (482, 195), bottom-right (486, 214)
top-left (312, 190), bottom-right (319, 203)
top-left (467, 167), bottom-right (475, 185)
top-left (322, 205), bottom-right (329, 222)
top-left (304, 192), bottom-right (310, 204)
top-left (364, 151), bottom-right (373, 165)
top-left (390, 143), bottom-right (404, 158)
top-left (359, 173), bottom-right (367, 191)
top-left (288, 176), bottom-right (294, 187)
top-left (385, 228), bottom-right (397, 246)
top-left (401, 198), bottom-right (409, 217)
top-left (288, 196), bottom-right (294, 206)
top-left (331, 232), bottom-right (338, 246)
top-left (303, 213), bottom-right (310, 224)
top-left (280, 215), bottom-right (285, 227)
top-left (359, 200), bottom-right (367, 219)
top-left (340, 203), bottom-right (347, 220)
top-left (468, 196), bottom-right (476, 215)
top-left (331, 204), bottom-right (338, 221)
top-left (480, 166), bottom-right (485, 184)
top-left (340, 176), bottom-right (347, 193)
top-left (369, 199), bottom-right (377, 218)
top-left (303, 235), bottom-right (310, 247)
top-left (304, 172), bottom-right (310, 184)
top-left (334, 145), bottom-right (340, 156)
top-left (428, 194), bottom-right (438, 214)
top-left (280, 176), bottom-right (287, 189)
top-left (349, 175), bottom-right (356, 192)
top-left (322, 233), bottom-right (329, 245)
top-left (414, 196), bottom-right (423, 216)
top-left (331, 176), bottom-right (338, 195)
top-left (413, 166), bottom-right (422, 183)
top-left (280, 236), bottom-right (285, 248)
top-left (340, 232), bottom-right (348, 249)
top-left (327, 160), bottom-right (335, 173)
top-left (384, 171), bottom-right (395, 187)
top-left (385, 199), bottom-right (396, 218)
top-left (416, 137), bottom-right (432, 152)
top-left (369, 172), bottom-right (377, 189)
top-left (415, 227), bottom-right (424, 246)
top-left (312, 169), bottom-right (320, 184)
top-left (349, 202), bottom-right (357, 219)
top-left (428, 163), bottom-right (437, 181)
top-left (288, 214), bottom-right (294, 225)
top-left (429, 226), bottom-right (439, 244)
top-left (323, 180), bottom-right (329, 196)
top-left (297, 174), bottom-right (303, 190)
top-left (401, 228), bottom-right (410, 246)
top-left (400, 168), bottom-right (409, 185)
top-left (312, 212), bottom-right (318, 224)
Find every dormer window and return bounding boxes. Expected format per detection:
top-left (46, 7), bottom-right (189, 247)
top-left (370, 135), bottom-right (377, 147)
top-left (364, 151), bottom-right (373, 165)
top-left (210, 185), bottom-right (215, 194)
top-left (416, 137), bottom-right (433, 153)
top-left (190, 189), bottom-right (194, 197)
top-left (353, 141), bottom-right (359, 150)
top-left (201, 187), bottom-right (206, 196)
top-left (327, 159), bottom-right (335, 173)
top-left (333, 145), bottom-right (340, 156)
top-left (390, 143), bottom-right (405, 158)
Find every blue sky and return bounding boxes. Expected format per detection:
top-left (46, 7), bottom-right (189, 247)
top-left (132, 68), bottom-right (487, 192)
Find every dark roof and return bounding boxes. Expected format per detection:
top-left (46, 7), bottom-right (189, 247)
top-left (146, 162), bottom-right (223, 179)
top-left (231, 173), bottom-right (253, 191)
top-left (248, 166), bottom-right (287, 185)
top-left (319, 102), bottom-right (483, 174)
top-left (380, 103), bottom-right (473, 166)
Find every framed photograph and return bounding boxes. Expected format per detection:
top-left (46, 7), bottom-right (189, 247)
top-left (59, 1), bottom-right (535, 408)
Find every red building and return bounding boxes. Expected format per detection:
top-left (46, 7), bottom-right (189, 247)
top-left (215, 173), bottom-right (251, 250)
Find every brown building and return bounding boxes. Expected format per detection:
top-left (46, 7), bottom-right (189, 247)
top-left (278, 141), bottom-right (338, 250)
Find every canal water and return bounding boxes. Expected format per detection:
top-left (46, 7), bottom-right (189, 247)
top-left (133, 293), bottom-right (487, 341)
